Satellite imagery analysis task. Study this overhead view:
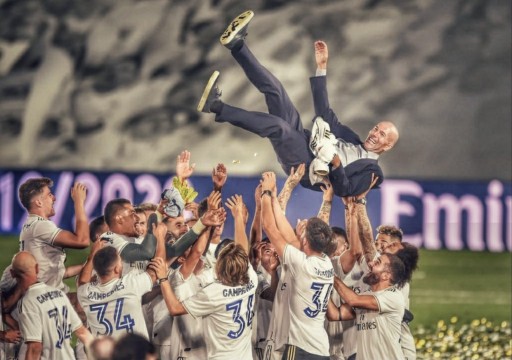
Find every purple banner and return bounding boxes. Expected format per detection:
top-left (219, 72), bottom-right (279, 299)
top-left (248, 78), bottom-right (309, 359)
top-left (0, 169), bottom-right (510, 252)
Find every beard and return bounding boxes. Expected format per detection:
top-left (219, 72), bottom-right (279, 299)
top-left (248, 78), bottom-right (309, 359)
top-left (363, 271), bottom-right (380, 286)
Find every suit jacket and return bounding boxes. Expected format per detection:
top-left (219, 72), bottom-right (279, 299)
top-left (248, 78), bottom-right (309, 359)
top-left (306, 76), bottom-right (384, 197)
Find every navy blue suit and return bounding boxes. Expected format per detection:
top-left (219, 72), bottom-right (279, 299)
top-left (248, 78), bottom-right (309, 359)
top-left (215, 43), bottom-right (383, 196)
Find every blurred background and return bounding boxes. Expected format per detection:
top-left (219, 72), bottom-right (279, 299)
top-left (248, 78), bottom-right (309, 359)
top-left (0, 0), bottom-right (511, 357)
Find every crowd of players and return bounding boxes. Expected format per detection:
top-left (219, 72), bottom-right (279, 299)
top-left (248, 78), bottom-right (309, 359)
top-left (0, 10), bottom-right (420, 360)
top-left (0, 149), bottom-right (418, 360)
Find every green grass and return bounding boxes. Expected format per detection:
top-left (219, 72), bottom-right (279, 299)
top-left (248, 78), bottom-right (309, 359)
top-left (409, 249), bottom-right (512, 330)
top-left (0, 235), bottom-right (89, 291)
top-left (1, 236), bottom-right (510, 330)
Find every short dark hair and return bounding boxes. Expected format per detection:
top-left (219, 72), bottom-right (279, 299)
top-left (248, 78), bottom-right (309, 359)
top-left (104, 198), bottom-right (131, 227)
top-left (89, 215), bottom-right (107, 242)
top-left (395, 242), bottom-right (419, 283)
top-left (305, 217), bottom-right (333, 253)
top-left (376, 225), bottom-right (403, 242)
top-left (384, 253), bottom-right (407, 289)
top-left (137, 202), bottom-right (157, 212)
top-left (331, 227), bottom-right (347, 241)
top-left (134, 207), bottom-right (145, 215)
top-left (112, 333), bottom-right (155, 360)
top-left (93, 246), bottom-right (119, 277)
top-left (18, 177), bottom-right (53, 210)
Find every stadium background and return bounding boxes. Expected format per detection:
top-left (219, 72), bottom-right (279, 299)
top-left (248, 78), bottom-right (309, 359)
top-left (0, 0), bottom-right (510, 358)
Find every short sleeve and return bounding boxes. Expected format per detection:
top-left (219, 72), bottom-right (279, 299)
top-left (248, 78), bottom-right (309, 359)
top-left (182, 286), bottom-right (219, 318)
top-left (18, 299), bottom-right (42, 342)
top-left (102, 232), bottom-right (129, 254)
top-left (32, 220), bottom-right (61, 245)
top-left (282, 244), bottom-right (306, 276)
top-left (125, 272), bottom-right (153, 297)
top-left (375, 288), bottom-right (404, 314)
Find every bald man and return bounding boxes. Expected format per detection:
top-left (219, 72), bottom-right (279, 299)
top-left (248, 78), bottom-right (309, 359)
top-left (10, 252), bottom-right (92, 360)
top-left (197, 12), bottom-right (398, 197)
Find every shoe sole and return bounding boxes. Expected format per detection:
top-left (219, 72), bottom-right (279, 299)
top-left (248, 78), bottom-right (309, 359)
top-left (220, 10), bottom-right (254, 46)
top-left (197, 71), bottom-right (220, 112)
top-left (314, 169), bottom-right (329, 176)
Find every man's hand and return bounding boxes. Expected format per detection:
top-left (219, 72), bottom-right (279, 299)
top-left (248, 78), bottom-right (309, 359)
top-left (320, 179), bottom-right (334, 202)
top-left (71, 183), bottom-right (87, 204)
top-left (148, 257), bottom-right (168, 280)
top-left (212, 163), bottom-right (228, 191)
top-left (261, 172), bottom-right (277, 195)
top-left (207, 191), bottom-right (222, 211)
top-left (286, 163), bottom-right (306, 187)
top-left (152, 222), bottom-right (168, 241)
top-left (90, 238), bottom-right (106, 257)
top-left (176, 150), bottom-right (195, 182)
top-left (315, 40), bottom-right (328, 70)
top-left (201, 208), bottom-right (227, 227)
top-left (254, 183), bottom-right (263, 208)
top-left (355, 173), bottom-right (379, 201)
top-left (1, 329), bottom-right (22, 343)
top-left (225, 195), bottom-right (247, 223)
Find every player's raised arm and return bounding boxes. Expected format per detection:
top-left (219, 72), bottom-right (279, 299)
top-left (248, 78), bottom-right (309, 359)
top-left (53, 182), bottom-right (90, 249)
top-left (225, 194), bottom-right (249, 254)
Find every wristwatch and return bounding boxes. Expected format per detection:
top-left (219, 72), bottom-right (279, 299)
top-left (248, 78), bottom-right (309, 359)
top-left (157, 278), bottom-right (167, 285)
top-left (261, 190), bottom-right (272, 198)
top-left (355, 198), bottom-right (367, 205)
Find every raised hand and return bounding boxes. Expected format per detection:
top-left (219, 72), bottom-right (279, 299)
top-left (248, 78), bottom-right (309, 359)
top-left (320, 179), bottom-right (334, 202)
top-left (152, 222), bottom-right (168, 241)
top-left (315, 40), bottom-right (328, 70)
top-left (176, 150), bottom-right (195, 182)
top-left (355, 173), bottom-right (379, 201)
top-left (254, 183), bottom-right (263, 208)
top-left (212, 163), bottom-right (228, 190)
top-left (71, 182), bottom-right (87, 204)
top-left (148, 257), bottom-right (168, 280)
top-left (225, 194), bottom-right (247, 222)
top-left (261, 171), bottom-right (277, 195)
top-left (201, 208), bottom-right (227, 227)
top-left (207, 191), bottom-right (222, 211)
top-left (286, 163), bottom-right (306, 187)
top-left (90, 237), bottom-right (106, 255)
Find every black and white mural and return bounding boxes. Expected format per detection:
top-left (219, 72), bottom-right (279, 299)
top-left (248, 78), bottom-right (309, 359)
top-left (0, 0), bottom-right (510, 180)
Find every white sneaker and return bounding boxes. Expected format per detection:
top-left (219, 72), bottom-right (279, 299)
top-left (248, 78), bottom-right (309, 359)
top-left (311, 158), bottom-right (329, 176)
top-left (316, 142), bottom-right (337, 164)
top-left (309, 116), bottom-right (337, 156)
top-left (309, 159), bottom-right (327, 185)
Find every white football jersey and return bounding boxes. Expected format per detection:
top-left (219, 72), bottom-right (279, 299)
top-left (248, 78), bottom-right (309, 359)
top-left (77, 272), bottom-right (153, 340)
top-left (282, 245), bottom-right (334, 356)
top-left (400, 283), bottom-right (416, 360)
top-left (355, 287), bottom-right (405, 360)
top-left (20, 215), bottom-right (67, 291)
top-left (17, 283), bottom-right (82, 360)
top-left (169, 269), bottom-right (207, 360)
top-left (333, 255), bottom-right (371, 359)
top-left (100, 231), bottom-right (147, 275)
top-left (182, 266), bottom-right (258, 360)
top-left (263, 263), bottom-right (290, 360)
top-left (254, 266), bottom-right (272, 352)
